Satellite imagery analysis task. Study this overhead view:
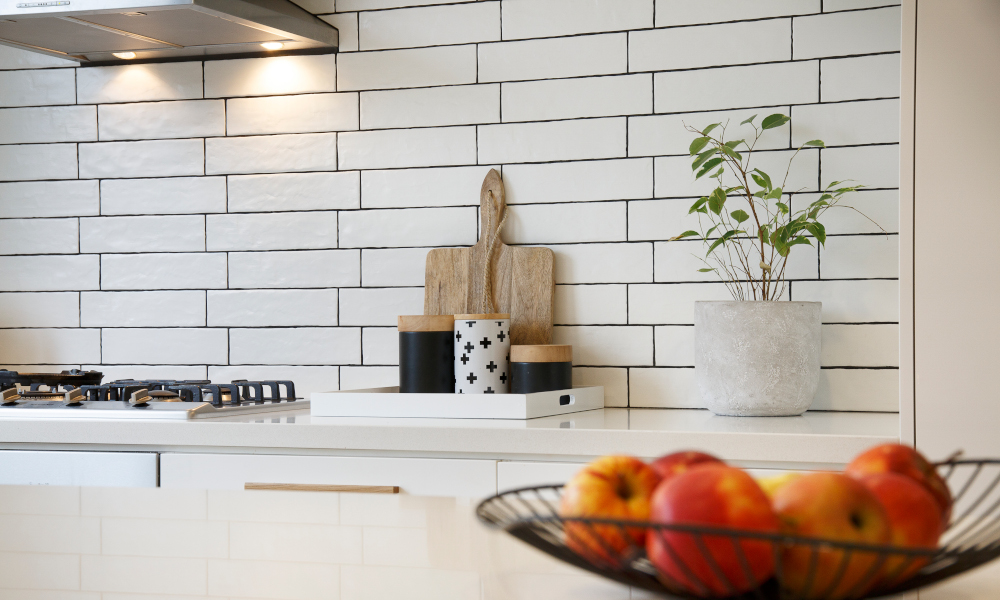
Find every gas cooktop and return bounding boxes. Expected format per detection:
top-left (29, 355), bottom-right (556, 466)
top-left (0, 370), bottom-right (307, 420)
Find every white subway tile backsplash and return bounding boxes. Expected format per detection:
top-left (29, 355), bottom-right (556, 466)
top-left (76, 63), bottom-right (203, 104)
top-left (362, 327), bottom-right (398, 364)
top-left (0, 218), bottom-right (77, 255)
top-left (503, 0), bottom-right (652, 40)
top-left (628, 283), bottom-right (734, 324)
top-left (204, 54), bottom-right (337, 98)
top-left (792, 279), bottom-right (899, 322)
top-left (208, 559), bottom-right (337, 599)
top-left (102, 328), bottom-right (227, 365)
top-left (552, 326), bottom-right (653, 366)
top-left (359, 2), bottom-right (499, 50)
top-left (0, 143), bottom-right (77, 181)
top-left (79, 139), bottom-right (204, 179)
top-left (504, 159), bottom-right (652, 204)
top-left (0, 180), bottom-right (99, 218)
top-left (101, 177), bottom-right (227, 215)
top-left (0, 106), bottom-right (96, 144)
top-left (794, 7), bottom-right (901, 59)
top-left (0, 255), bottom-right (99, 291)
top-left (81, 215), bottom-right (205, 253)
top-left (340, 365), bottom-right (398, 389)
top-left (572, 367), bottom-right (629, 407)
top-left (629, 367), bottom-right (698, 408)
top-left (98, 100), bottom-right (224, 141)
top-left (206, 132), bottom-right (337, 175)
top-left (629, 107), bottom-right (790, 158)
top-left (229, 172), bottom-right (360, 212)
top-left (362, 248), bottom-right (431, 286)
top-left (0, 293), bottom-right (78, 327)
top-left (101, 253), bottom-right (227, 290)
top-left (228, 249), bottom-right (360, 289)
top-left (631, 19), bottom-right (790, 72)
top-left (653, 240), bottom-right (718, 282)
top-left (653, 148), bottom-right (820, 198)
top-left (227, 93), bottom-right (359, 136)
top-left (813, 368), bottom-right (898, 412)
top-left (479, 118), bottom-right (626, 164)
top-left (501, 74), bottom-right (651, 122)
top-left (82, 555), bottom-right (207, 595)
top-left (340, 206), bottom-right (476, 248)
top-left (0, 328), bottom-right (100, 364)
top-left (361, 85), bottom-right (498, 130)
top-left (81, 291), bottom-right (206, 327)
top-left (478, 34), bottom-right (627, 83)
top-left (655, 325), bottom-right (695, 366)
top-left (339, 126), bottom-right (475, 170)
top-left (101, 517), bottom-right (227, 558)
top-left (821, 145), bottom-right (899, 189)
top-left (808, 189), bottom-right (899, 235)
top-left (320, 14), bottom-right (359, 52)
top-left (821, 324), bottom-right (898, 367)
top-left (230, 522), bottom-right (362, 563)
top-left (207, 212), bottom-right (337, 251)
top-left (0, 45), bottom-right (77, 70)
top-left (208, 365), bottom-right (339, 398)
top-left (0, 69), bottom-right (75, 107)
top-left (629, 198), bottom-right (713, 242)
top-left (821, 54), bottom-right (901, 102)
top-left (553, 284), bottom-right (627, 325)
top-left (0, 551), bottom-right (80, 590)
top-left (340, 287), bottom-right (424, 326)
top-left (792, 100), bottom-right (899, 146)
top-left (338, 45), bottom-right (477, 91)
top-left (208, 289), bottom-right (338, 326)
top-left (655, 0), bottom-right (819, 26)
top-left (229, 327), bottom-right (360, 365)
top-left (504, 202), bottom-right (627, 244)
top-left (552, 243), bottom-right (653, 284)
top-left (362, 165), bottom-right (495, 208)
top-left (654, 61), bottom-right (818, 113)
top-left (821, 234), bottom-right (899, 279)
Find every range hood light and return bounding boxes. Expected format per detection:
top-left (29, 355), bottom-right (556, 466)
top-left (112, 51), bottom-right (137, 59)
top-left (260, 41), bottom-right (284, 50)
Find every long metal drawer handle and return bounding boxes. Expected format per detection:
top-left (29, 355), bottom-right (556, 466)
top-left (245, 483), bottom-right (400, 494)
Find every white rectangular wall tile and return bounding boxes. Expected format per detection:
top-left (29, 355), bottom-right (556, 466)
top-left (229, 327), bottom-right (360, 365)
top-left (629, 107), bottom-right (791, 158)
top-left (359, 2), bottom-right (499, 50)
top-left (208, 289), bottom-right (338, 326)
top-left (552, 243), bottom-right (653, 284)
top-left (631, 19), bottom-right (790, 72)
top-left (362, 327), bottom-right (398, 365)
top-left (0, 292), bottom-right (79, 327)
top-left (501, 74), bottom-right (651, 122)
top-left (821, 324), bottom-right (898, 367)
top-left (340, 207), bottom-right (476, 248)
top-left (478, 34), bottom-right (627, 83)
top-left (340, 365), bottom-right (398, 389)
top-left (321, 14), bottom-right (359, 52)
top-left (340, 287), bottom-right (424, 326)
top-left (0, 106), bottom-right (96, 144)
top-left (81, 291), bottom-right (206, 327)
top-left (553, 284), bottom-right (627, 325)
top-left (227, 93), bottom-right (359, 136)
top-left (101, 253), bottom-right (227, 290)
top-left (572, 367), bottom-right (629, 407)
top-left (81, 215), bottom-right (205, 253)
top-left (207, 212), bottom-right (337, 251)
top-left (101, 517), bottom-right (227, 558)
top-left (208, 365), bottom-right (339, 398)
top-left (821, 234), bottom-right (899, 279)
top-left (0, 144), bottom-right (77, 181)
top-left (361, 85), bottom-right (498, 130)
top-left (809, 189), bottom-right (899, 235)
top-left (793, 7), bottom-right (901, 59)
top-left (503, 0), bottom-right (652, 40)
top-left (0, 329), bottom-right (98, 365)
top-left (79, 139), bottom-right (204, 179)
top-left (654, 61), bottom-right (818, 113)
top-left (504, 202), bottom-right (627, 244)
top-left (628, 283), bottom-right (734, 324)
top-left (813, 368), bottom-right (898, 412)
top-left (362, 165), bottom-right (495, 208)
top-left (339, 126), bottom-right (475, 170)
top-left (821, 145), bottom-right (899, 189)
top-left (0, 180), bottom-right (99, 218)
top-left (102, 328), bottom-right (227, 365)
top-left (0, 69), bottom-right (76, 108)
top-left (77, 63), bottom-right (203, 104)
top-left (0, 45), bottom-right (77, 69)
top-left (792, 100), bottom-right (899, 146)
top-left (0, 256), bottom-right (99, 291)
top-left (229, 172), bottom-right (360, 212)
top-left (479, 118), bottom-right (626, 164)
top-left (653, 240), bottom-right (718, 282)
top-left (629, 367), bottom-right (698, 408)
top-left (101, 177), bottom-right (227, 215)
top-left (228, 249), bottom-right (360, 289)
top-left (204, 54), bottom-right (337, 98)
top-left (0, 218), bottom-right (78, 255)
top-left (504, 159), bottom-right (652, 204)
top-left (655, 325), bottom-right (695, 366)
top-left (362, 248), bottom-right (431, 287)
top-left (207, 559), bottom-right (337, 599)
top-left (552, 326), bottom-right (653, 366)
top-left (655, 0), bottom-right (819, 26)
top-left (229, 521), bottom-right (362, 563)
top-left (792, 279), bottom-right (898, 322)
top-left (821, 54), bottom-right (901, 102)
top-left (206, 133), bottom-right (337, 175)
top-left (98, 100), bottom-right (225, 141)
top-left (338, 45), bottom-right (477, 91)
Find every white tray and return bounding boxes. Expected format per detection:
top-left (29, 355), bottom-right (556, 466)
top-left (310, 386), bottom-right (604, 420)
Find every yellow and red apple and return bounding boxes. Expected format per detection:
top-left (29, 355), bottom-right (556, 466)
top-left (649, 450), bottom-right (723, 483)
top-left (845, 443), bottom-right (952, 524)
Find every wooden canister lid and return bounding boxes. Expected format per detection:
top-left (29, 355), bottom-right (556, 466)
top-left (454, 313), bottom-right (511, 320)
top-left (510, 345), bottom-right (573, 363)
top-left (398, 315), bottom-right (455, 332)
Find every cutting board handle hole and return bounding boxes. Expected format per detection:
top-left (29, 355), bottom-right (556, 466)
top-left (559, 395), bottom-right (573, 406)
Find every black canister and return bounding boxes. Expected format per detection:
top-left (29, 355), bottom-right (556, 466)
top-left (510, 345), bottom-right (573, 394)
top-left (398, 315), bottom-right (455, 393)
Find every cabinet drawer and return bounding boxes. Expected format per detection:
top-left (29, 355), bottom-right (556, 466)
top-left (0, 450), bottom-right (157, 487)
top-left (160, 453), bottom-right (497, 497)
top-left (497, 460), bottom-right (585, 492)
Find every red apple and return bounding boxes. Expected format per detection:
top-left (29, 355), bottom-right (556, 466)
top-left (857, 472), bottom-right (943, 585)
top-left (773, 472), bottom-right (892, 599)
top-left (649, 450), bottom-right (723, 483)
top-left (845, 443), bottom-right (952, 523)
top-left (646, 464), bottom-right (780, 597)
top-left (559, 455), bottom-right (661, 565)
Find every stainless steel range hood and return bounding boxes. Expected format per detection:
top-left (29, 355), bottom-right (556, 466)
top-left (0, 0), bottom-right (338, 65)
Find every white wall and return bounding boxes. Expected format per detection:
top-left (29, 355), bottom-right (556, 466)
top-left (0, 0), bottom-right (901, 409)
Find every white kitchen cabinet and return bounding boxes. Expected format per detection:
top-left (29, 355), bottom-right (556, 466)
top-left (0, 450), bottom-right (157, 487)
top-left (159, 453), bottom-right (498, 497)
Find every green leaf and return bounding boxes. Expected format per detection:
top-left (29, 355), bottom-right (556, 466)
top-left (688, 197), bottom-right (708, 214)
top-left (708, 188), bottom-right (727, 215)
top-left (740, 114), bottom-right (757, 126)
top-left (695, 157), bottom-right (723, 179)
top-left (775, 202), bottom-right (789, 214)
top-left (668, 230), bottom-right (700, 241)
top-left (803, 139), bottom-right (825, 148)
top-left (706, 230), bottom-right (738, 256)
top-left (751, 173), bottom-right (768, 190)
top-left (767, 188), bottom-right (783, 200)
top-left (761, 114), bottom-right (790, 130)
top-left (697, 268), bottom-right (716, 273)
top-left (691, 148), bottom-right (718, 171)
top-left (730, 209), bottom-right (750, 223)
top-left (702, 123), bottom-right (720, 136)
top-left (805, 222), bottom-right (826, 245)
top-left (724, 139), bottom-right (745, 149)
top-left (689, 136), bottom-right (710, 155)
top-left (713, 167), bottom-right (725, 178)
top-left (788, 236), bottom-right (813, 247)
top-left (705, 224), bottom-right (720, 238)
top-left (752, 169), bottom-right (772, 190)
top-left (719, 145), bottom-right (742, 160)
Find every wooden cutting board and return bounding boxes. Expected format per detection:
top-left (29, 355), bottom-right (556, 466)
top-left (424, 169), bottom-right (555, 345)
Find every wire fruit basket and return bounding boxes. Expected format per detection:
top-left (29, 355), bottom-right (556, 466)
top-left (476, 458), bottom-right (1000, 599)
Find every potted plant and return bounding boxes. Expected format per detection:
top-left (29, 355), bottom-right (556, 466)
top-left (672, 114), bottom-right (881, 416)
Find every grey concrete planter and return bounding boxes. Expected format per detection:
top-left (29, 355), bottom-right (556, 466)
top-left (694, 301), bottom-right (821, 416)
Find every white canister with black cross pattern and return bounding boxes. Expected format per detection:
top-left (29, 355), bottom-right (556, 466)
top-left (454, 313), bottom-right (511, 394)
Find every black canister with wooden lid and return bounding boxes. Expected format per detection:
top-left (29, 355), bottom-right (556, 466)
top-left (510, 345), bottom-right (573, 394)
top-left (398, 315), bottom-right (455, 393)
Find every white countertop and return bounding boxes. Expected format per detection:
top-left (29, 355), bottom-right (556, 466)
top-left (0, 408), bottom-right (899, 467)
